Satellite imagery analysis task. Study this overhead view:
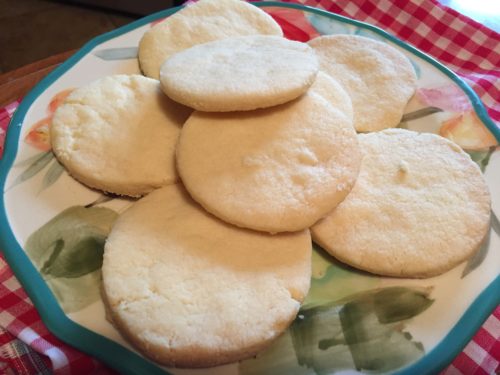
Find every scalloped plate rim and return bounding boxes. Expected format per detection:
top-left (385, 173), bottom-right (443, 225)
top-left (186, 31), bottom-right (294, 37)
top-left (0, 2), bottom-right (498, 375)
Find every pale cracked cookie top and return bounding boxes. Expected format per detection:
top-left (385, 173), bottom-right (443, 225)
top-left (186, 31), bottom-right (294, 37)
top-left (138, 0), bottom-right (283, 79)
top-left (159, 35), bottom-right (319, 112)
top-left (177, 91), bottom-right (361, 233)
top-left (102, 184), bottom-right (311, 368)
top-left (309, 71), bottom-right (353, 121)
top-left (50, 74), bottom-right (191, 197)
top-left (309, 35), bottom-right (417, 132)
top-left (311, 128), bottom-right (491, 278)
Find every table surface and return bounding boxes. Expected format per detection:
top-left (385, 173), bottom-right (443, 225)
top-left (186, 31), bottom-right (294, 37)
top-left (0, 50), bottom-right (75, 108)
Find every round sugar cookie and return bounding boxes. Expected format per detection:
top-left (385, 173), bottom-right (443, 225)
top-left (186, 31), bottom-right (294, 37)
top-left (311, 129), bottom-right (491, 278)
top-left (102, 184), bottom-right (312, 367)
top-left (160, 35), bottom-right (319, 112)
top-left (310, 71), bottom-right (353, 121)
top-left (138, 0), bottom-right (282, 79)
top-left (309, 35), bottom-right (417, 132)
top-left (51, 74), bottom-right (191, 197)
top-left (177, 91), bottom-right (361, 233)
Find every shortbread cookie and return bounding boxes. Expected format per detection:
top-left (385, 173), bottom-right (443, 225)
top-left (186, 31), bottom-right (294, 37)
top-left (177, 91), bottom-right (361, 233)
top-left (160, 35), bottom-right (319, 112)
top-left (139, 0), bottom-right (282, 79)
top-left (102, 184), bottom-right (311, 367)
top-left (309, 35), bottom-right (417, 132)
top-left (51, 74), bottom-right (191, 197)
top-left (311, 129), bottom-right (491, 278)
top-left (310, 71), bottom-right (353, 121)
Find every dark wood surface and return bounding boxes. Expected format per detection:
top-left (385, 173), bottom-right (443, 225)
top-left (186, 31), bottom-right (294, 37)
top-left (0, 50), bottom-right (76, 108)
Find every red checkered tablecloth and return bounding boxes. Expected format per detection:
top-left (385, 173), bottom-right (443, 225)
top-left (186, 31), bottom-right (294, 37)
top-left (1, 0), bottom-right (499, 374)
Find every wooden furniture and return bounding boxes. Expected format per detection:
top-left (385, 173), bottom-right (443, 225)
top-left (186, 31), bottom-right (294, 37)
top-left (0, 50), bottom-right (76, 108)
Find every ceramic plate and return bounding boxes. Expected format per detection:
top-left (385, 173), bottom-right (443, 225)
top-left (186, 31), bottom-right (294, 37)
top-left (1, 2), bottom-right (499, 374)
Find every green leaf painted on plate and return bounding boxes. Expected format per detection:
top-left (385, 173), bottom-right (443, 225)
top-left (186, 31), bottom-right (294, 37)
top-left (25, 205), bottom-right (118, 312)
top-left (15, 150), bottom-right (52, 167)
top-left (40, 235), bottom-right (106, 278)
top-left (491, 210), bottom-right (500, 237)
top-left (372, 286), bottom-right (434, 323)
top-left (39, 158), bottom-right (65, 192)
top-left (25, 205), bottom-right (117, 268)
top-left (306, 13), bottom-right (353, 35)
top-left (467, 147), bottom-right (495, 172)
top-left (290, 303), bottom-right (350, 375)
top-left (310, 243), bottom-right (334, 279)
top-left (400, 106), bottom-right (442, 123)
top-left (240, 286), bottom-right (433, 375)
top-left (336, 287), bottom-right (430, 372)
top-left (353, 27), bottom-right (385, 41)
top-left (40, 238), bottom-right (65, 275)
top-left (453, 149), bottom-right (495, 278)
top-left (399, 121), bottom-right (409, 129)
top-left (239, 331), bottom-right (308, 375)
top-left (9, 151), bottom-right (53, 189)
top-left (304, 244), bottom-right (379, 309)
top-left (93, 47), bottom-right (138, 60)
top-left (85, 193), bottom-right (117, 208)
top-left (461, 215), bottom-right (495, 278)
top-left (47, 270), bottom-right (103, 313)
top-left (409, 58), bottom-right (422, 79)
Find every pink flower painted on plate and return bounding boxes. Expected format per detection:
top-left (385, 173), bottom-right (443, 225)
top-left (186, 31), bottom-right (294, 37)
top-left (439, 111), bottom-right (497, 150)
top-left (417, 84), bottom-right (497, 150)
top-left (25, 118), bottom-right (52, 152)
top-left (47, 89), bottom-right (74, 115)
top-left (24, 89), bottom-right (73, 151)
top-left (265, 7), bottom-right (320, 42)
top-left (416, 84), bottom-right (471, 113)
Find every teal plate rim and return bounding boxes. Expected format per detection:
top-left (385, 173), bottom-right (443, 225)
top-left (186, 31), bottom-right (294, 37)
top-left (0, 2), bottom-right (499, 374)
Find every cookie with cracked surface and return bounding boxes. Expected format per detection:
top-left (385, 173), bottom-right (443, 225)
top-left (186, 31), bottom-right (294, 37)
top-left (311, 128), bottom-right (491, 278)
top-left (176, 90), bottom-right (361, 233)
top-left (309, 35), bottom-right (417, 132)
top-left (309, 71), bottom-right (353, 121)
top-left (51, 74), bottom-right (191, 197)
top-left (160, 35), bottom-right (318, 112)
top-left (102, 184), bottom-right (311, 367)
top-left (138, 0), bottom-right (282, 79)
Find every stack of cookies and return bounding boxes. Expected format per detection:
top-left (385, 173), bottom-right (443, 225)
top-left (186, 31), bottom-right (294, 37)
top-left (49, 0), bottom-right (491, 368)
